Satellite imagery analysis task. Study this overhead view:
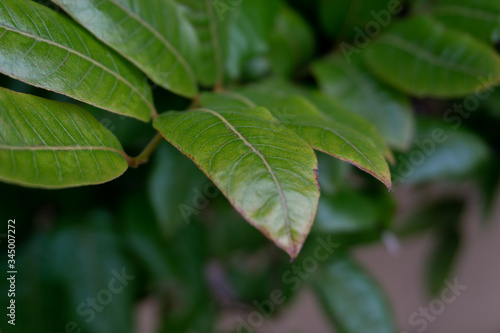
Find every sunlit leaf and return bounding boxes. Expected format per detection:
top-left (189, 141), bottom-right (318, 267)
top-left (0, 88), bottom-right (129, 188)
top-left (363, 15), bottom-right (500, 97)
top-left (0, 0), bottom-right (154, 121)
top-left (53, 0), bottom-right (199, 98)
top-left (154, 106), bottom-right (320, 258)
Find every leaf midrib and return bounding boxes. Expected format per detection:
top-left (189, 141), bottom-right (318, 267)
top-left (1, 144), bottom-right (126, 157)
top-left (0, 23), bottom-right (156, 114)
top-left (197, 107), bottom-right (293, 249)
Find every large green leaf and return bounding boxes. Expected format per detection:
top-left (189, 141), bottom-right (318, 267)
top-left (52, 0), bottom-right (199, 98)
top-left (363, 15), bottom-right (500, 97)
top-left (0, 88), bottom-right (129, 188)
top-left (200, 88), bottom-right (392, 189)
top-left (0, 0), bottom-right (154, 121)
top-left (432, 0), bottom-right (500, 44)
top-left (154, 106), bottom-right (320, 258)
top-left (313, 54), bottom-right (414, 150)
top-left (313, 254), bottom-right (396, 333)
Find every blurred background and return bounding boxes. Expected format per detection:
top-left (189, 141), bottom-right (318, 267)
top-left (1, 0), bottom-right (500, 332)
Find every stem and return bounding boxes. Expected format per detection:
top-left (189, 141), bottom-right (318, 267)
top-left (128, 132), bottom-right (163, 168)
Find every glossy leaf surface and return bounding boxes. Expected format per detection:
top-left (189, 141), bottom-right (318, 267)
top-left (201, 89), bottom-right (392, 189)
top-left (154, 106), bottom-right (320, 258)
top-left (53, 0), bottom-right (199, 97)
top-left (0, 88), bottom-right (128, 188)
top-left (0, 0), bottom-right (154, 121)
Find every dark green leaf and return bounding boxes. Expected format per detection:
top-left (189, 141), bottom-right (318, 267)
top-left (52, 0), bottom-right (199, 97)
top-left (363, 15), bottom-right (500, 97)
top-left (313, 254), bottom-right (397, 333)
top-left (0, 0), bottom-right (154, 120)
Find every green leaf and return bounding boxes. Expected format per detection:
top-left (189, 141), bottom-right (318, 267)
top-left (0, 0), bottom-right (154, 121)
top-left (269, 5), bottom-right (315, 76)
top-left (154, 106), bottom-right (320, 258)
top-left (201, 88), bottom-right (392, 189)
top-left (313, 54), bottom-right (414, 150)
top-left (305, 92), bottom-right (394, 162)
top-left (176, 0), bottom-right (227, 86)
top-left (313, 254), bottom-right (397, 333)
top-left (363, 15), bottom-right (500, 97)
top-left (52, 0), bottom-right (199, 98)
top-left (0, 88), bottom-right (129, 188)
top-left (432, 0), bottom-right (500, 44)
top-left (392, 119), bottom-right (489, 184)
